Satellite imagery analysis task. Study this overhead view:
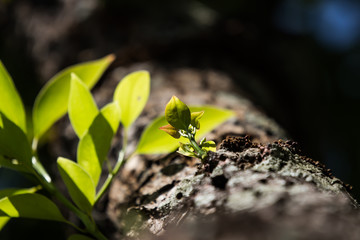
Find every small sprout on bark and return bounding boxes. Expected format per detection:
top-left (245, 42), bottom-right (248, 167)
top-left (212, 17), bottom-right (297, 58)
top-left (160, 96), bottom-right (215, 161)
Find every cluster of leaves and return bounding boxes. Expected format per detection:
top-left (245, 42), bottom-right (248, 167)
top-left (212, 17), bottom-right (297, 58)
top-left (0, 55), bottom-right (234, 239)
top-left (160, 96), bottom-right (217, 160)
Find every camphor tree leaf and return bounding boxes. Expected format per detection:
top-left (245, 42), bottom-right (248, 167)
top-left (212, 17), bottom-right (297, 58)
top-left (136, 106), bottom-right (234, 154)
top-left (0, 186), bottom-right (41, 199)
top-left (57, 157), bottom-right (95, 214)
top-left (200, 140), bottom-right (216, 152)
top-left (0, 113), bottom-right (32, 168)
top-left (113, 71), bottom-right (150, 129)
top-left (33, 54), bottom-right (115, 141)
top-left (177, 142), bottom-right (196, 157)
top-left (0, 193), bottom-right (66, 222)
top-left (0, 186), bottom-right (41, 230)
top-left (77, 107), bottom-right (116, 186)
top-left (0, 155), bottom-right (32, 173)
top-left (191, 111), bottom-right (204, 129)
top-left (165, 96), bottom-right (191, 131)
top-left (0, 61), bottom-right (27, 133)
top-left (159, 124), bottom-right (180, 139)
top-left (68, 73), bottom-right (99, 138)
top-left (0, 217), bottom-right (9, 231)
top-left (99, 102), bottom-right (121, 134)
top-left (68, 234), bottom-right (94, 240)
top-left (136, 116), bottom-right (181, 154)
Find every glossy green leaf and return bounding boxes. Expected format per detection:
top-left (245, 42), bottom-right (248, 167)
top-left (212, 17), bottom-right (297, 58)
top-left (0, 186), bottom-right (41, 199)
top-left (68, 74), bottom-right (99, 138)
top-left (113, 71), bottom-right (150, 128)
top-left (0, 113), bottom-right (32, 166)
top-left (0, 155), bottom-right (32, 173)
top-left (0, 185), bottom-right (41, 230)
top-left (177, 142), bottom-right (196, 157)
top-left (165, 96), bottom-right (191, 131)
top-left (0, 61), bottom-right (27, 133)
top-left (57, 157), bottom-right (95, 214)
top-left (0, 193), bottom-right (66, 222)
top-left (201, 140), bottom-right (216, 152)
top-left (68, 234), bottom-right (94, 240)
top-left (100, 102), bottom-right (121, 134)
top-left (159, 124), bottom-right (180, 139)
top-left (191, 111), bottom-right (204, 129)
top-left (33, 54), bottom-right (115, 140)
top-left (0, 217), bottom-right (9, 230)
top-left (77, 112), bottom-right (114, 186)
top-left (136, 106), bottom-right (234, 154)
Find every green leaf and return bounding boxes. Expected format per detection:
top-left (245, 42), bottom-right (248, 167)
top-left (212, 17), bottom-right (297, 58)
top-left (136, 106), bottom-right (234, 154)
top-left (0, 61), bottom-right (27, 133)
top-left (0, 186), bottom-right (41, 230)
top-left (33, 54), bottom-right (115, 141)
top-left (159, 124), bottom-right (180, 139)
top-left (190, 106), bottom-right (234, 140)
top-left (100, 102), bottom-right (121, 134)
top-left (191, 111), bottom-right (204, 129)
top-left (68, 73), bottom-right (99, 138)
top-left (113, 71), bottom-right (150, 128)
top-left (68, 234), bottom-right (94, 240)
top-left (0, 186), bottom-right (41, 199)
top-left (0, 217), bottom-right (9, 230)
top-left (0, 193), bottom-right (66, 222)
top-left (200, 140), bottom-right (216, 152)
top-left (136, 116), bottom-right (182, 154)
top-left (77, 112), bottom-right (114, 186)
top-left (57, 157), bottom-right (95, 214)
top-left (165, 96), bottom-right (191, 131)
top-left (177, 148), bottom-right (196, 157)
top-left (0, 113), bottom-right (32, 166)
top-left (0, 155), bottom-right (32, 173)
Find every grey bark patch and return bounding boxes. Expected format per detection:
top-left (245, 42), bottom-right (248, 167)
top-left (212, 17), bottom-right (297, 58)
top-left (108, 136), bottom-right (359, 240)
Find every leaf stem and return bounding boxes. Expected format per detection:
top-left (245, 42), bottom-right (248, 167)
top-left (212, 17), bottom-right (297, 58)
top-left (95, 129), bottom-right (129, 203)
top-left (32, 155), bottom-right (107, 239)
top-left (187, 132), bottom-right (207, 160)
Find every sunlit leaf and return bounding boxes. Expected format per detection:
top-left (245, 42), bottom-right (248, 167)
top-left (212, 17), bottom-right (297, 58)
top-left (0, 61), bottom-right (27, 133)
top-left (136, 106), bottom-right (234, 154)
top-left (33, 54), bottom-right (115, 140)
top-left (0, 185), bottom-right (41, 231)
top-left (77, 112), bottom-right (114, 186)
top-left (191, 111), bottom-right (204, 129)
top-left (165, 96), bottom-right (190, 131)
top-left (0, 193), bottom-right (66, 222)
top-left (0, 186), bottom-right (41, 199)
top-left (100, 102), bottom-right (121, 134)
top-left (159, 124), bottom-right (180, 139)
top-left (113, 71), bottom-right (150, 128)
top-left (200, 140), bottom-right (216, 152)
top-left (177, 148), bottom-right (196, 157)
top-left (68, 74), bottom-right (99, 138)
top-left (57, 157), bottom-right (95, 214)
top-left (68, 234), bottom-right (94, 240)
top-left (177, 142), bottom-right (196, 157)
top-left (0, 113), bottom-right (32, 167)
top-left (0, 217), bottom-right (9, 230)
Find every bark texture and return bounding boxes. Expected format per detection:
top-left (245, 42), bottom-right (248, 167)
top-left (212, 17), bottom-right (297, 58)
top-left (86, 64), bottom-right (359, 240)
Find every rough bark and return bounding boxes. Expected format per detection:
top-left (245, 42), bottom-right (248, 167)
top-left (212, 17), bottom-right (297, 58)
top-left (85, 64), bottom-right (359, 240)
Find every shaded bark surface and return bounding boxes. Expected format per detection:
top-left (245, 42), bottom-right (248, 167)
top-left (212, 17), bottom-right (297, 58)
top-left (88, 65), bottom-right (359, 240)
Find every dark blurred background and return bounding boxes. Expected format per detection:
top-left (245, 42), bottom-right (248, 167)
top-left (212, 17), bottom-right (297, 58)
top-left (1, 0), bottom-right (360, 238)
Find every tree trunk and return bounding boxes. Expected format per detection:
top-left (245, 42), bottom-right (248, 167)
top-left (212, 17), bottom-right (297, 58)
top-left (90, 64), bottom-right (360, 240)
